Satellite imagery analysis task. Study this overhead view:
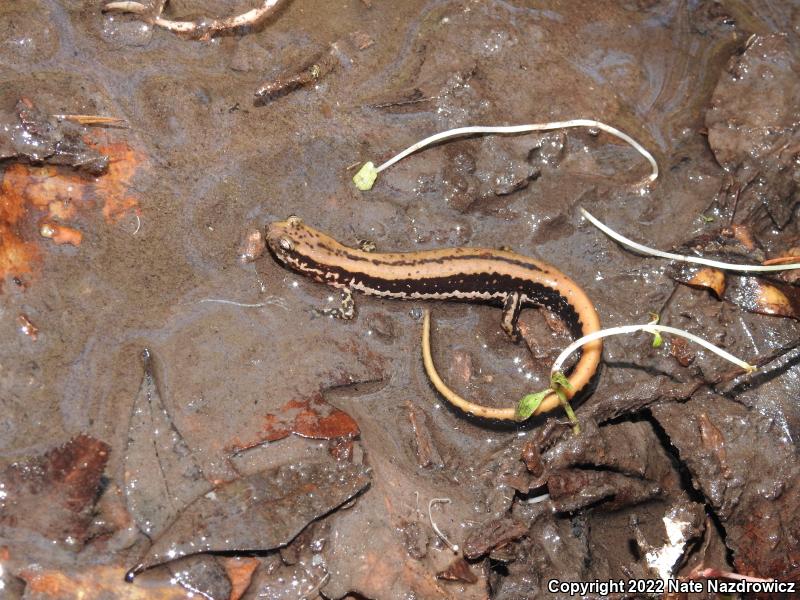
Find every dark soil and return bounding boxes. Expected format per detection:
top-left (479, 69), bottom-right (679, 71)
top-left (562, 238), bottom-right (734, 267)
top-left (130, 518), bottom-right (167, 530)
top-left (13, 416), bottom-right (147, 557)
top-left (1, 1), bottom-right (799, 598)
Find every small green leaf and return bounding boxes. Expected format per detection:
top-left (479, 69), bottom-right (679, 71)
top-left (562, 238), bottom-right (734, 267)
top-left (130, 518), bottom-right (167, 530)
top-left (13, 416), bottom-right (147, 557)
top-left (550, 371), bottom-right (573, 392)
top-left (353, 162), bottom-right (378, 191)
top-left (516, 390), bottom-right (549, 421)
top-left (651, 331), bottom-right (663, 348)
top-left (700, 214), bottom-right (715, 223)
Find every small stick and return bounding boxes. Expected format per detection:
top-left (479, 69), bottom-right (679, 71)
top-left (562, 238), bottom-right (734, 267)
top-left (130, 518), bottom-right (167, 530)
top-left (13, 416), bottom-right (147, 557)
top-left (428, 498), bottom-right (459, 554)
top-left (103, 0), bottom-right (285, 41)
top-left (762, 255), bottom-right (800, 266)
top-left (52, 114), bottom-right (127, 127)
top-left (581, 208), bottom-right (800, 272)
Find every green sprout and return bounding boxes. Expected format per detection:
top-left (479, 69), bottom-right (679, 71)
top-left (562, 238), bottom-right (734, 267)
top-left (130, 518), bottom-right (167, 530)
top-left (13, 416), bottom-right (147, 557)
top-left (648, 313), bottom-right (663, 348)
top-left (516, 372), bottom-right (579, 433)
top-left (353, 162), bottom-right (378, 191)
top-left (516, 389), bottom-right (550, 420)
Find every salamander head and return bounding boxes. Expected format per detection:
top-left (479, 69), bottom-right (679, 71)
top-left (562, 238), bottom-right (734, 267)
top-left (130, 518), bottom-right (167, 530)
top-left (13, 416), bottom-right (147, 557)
top-left (266, 216), bottom-right (331, 275)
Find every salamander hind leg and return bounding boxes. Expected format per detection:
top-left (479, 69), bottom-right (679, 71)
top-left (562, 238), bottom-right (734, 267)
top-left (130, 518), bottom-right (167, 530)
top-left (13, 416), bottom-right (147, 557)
top-left (501, 292), bottom-right (522, 342)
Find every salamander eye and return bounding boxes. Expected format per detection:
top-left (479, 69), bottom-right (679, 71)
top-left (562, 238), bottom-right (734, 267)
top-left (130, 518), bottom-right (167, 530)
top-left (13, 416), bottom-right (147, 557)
top-left (278, 237), bottom-right (294, 252)
top-left (287, 215), bottom-right (302, 226)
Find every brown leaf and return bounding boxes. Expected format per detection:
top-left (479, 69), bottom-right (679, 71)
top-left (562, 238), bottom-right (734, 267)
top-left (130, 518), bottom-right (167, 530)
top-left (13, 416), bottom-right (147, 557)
top-left (724, 277), bottom-right (800, 319)
top-left (437, 556), bottom-right (478, 584)
top-left (463, 517), bottom-right (528, 560)
top-left (128, 459), bottom-right (370, 577)
top-left (222, 557), bottom-right (260, 600)
top-left (687, 267), bottom-right (726, 298)
top-left (230, 393), bottom-right (360, 452)
top-left (547, 468), bottom-right (662, 512)
top-left (124, 350), bottom-right (211, 539)
top-left (0, 434), bottom-right (109, 547)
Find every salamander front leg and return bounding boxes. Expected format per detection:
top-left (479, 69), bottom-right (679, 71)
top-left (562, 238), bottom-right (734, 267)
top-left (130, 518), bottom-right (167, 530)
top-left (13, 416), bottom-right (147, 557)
top-left (314, 287), bottom-right (355, 320)
top-left (501, 292), bottom-right (522, 342)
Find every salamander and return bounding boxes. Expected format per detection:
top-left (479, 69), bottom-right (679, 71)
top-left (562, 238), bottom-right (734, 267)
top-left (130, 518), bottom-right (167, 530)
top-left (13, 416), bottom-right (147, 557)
top-left (266, 216), bottom-right (602, 418)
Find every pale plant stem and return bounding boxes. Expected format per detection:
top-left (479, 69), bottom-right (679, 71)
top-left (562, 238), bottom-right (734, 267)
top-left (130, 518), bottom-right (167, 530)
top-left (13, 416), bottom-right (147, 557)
top-left (428, 498), bottom-right (459, 554)
top-left (376, 119), bottom-right (658, 183)
top-left (581, 208), bottom-right (800, 271)
top-left (552, 323), bottom-right (755, 375)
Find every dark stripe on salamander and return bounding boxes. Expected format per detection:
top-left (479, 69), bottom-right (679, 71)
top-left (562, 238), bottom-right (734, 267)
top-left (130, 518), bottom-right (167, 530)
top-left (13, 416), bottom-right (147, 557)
top-left (285, 251), bottom-right (585, 338)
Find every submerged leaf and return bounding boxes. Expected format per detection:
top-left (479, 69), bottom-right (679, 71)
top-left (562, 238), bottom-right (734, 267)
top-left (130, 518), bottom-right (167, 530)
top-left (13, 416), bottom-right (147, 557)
top-left (129, 459), bottom-right (370, 576)
top-left (124, 349), bottom-right (211, 539)
top-left (0, 434), bottom-right (109, 548)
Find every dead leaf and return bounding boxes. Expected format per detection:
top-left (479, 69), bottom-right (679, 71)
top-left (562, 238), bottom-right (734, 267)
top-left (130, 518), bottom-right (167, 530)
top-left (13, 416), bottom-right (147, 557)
top-left (124, 349), bottom-right (211, 539)
top-left (463, 517), bottom-right (528, 560)
top-left (724, 276), bottom-right (800, 319)
top-left (128, 459), bottom-right (370, 577)
top-left (0, 434), bottom-right (109, 548)
top-left (222, 557), bottom-right (260, 600)
top-left (230, 392), bottom-right (360, 452)
top-left (686, 267), bottom-right (726, 298)
top-left (437, 556), bottom-right (478, 584)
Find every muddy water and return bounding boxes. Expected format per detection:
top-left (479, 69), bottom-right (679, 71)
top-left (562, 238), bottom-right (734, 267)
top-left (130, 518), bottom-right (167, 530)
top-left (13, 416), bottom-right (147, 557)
top-left (1, 1), bottom-right (799, 598)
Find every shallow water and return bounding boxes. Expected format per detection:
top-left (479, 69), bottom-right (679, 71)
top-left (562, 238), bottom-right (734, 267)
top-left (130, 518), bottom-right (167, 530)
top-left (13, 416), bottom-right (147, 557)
top-left (1, 1), bottom-right (799, 598)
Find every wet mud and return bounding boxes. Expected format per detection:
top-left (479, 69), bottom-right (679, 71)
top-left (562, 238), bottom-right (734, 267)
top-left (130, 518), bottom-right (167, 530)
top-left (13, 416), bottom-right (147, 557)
top-left (1, 1), bottom-right (800, 598)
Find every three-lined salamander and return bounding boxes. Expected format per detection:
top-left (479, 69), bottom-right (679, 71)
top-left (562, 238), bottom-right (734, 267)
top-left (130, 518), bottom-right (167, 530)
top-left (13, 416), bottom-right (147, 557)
top-left (266, 216), bottom-right (602, 417)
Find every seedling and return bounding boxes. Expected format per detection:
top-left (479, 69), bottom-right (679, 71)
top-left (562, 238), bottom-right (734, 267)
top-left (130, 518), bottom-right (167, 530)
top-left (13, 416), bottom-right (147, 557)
top-left (581, 208), bottom-right (800, 272)
top-left (354, 119), bottom-right (659, 191)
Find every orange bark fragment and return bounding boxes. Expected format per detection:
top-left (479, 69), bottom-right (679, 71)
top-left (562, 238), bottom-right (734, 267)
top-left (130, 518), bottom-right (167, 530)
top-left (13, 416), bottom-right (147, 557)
top-left (19, 565), bottom-right (191, 599)
top-left (0, 139), bottom-right (144, 288)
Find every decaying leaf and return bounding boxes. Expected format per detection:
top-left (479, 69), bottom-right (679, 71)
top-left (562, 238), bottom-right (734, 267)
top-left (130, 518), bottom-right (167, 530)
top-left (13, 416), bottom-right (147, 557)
top-left (436, 556), bottom-right (478, 584)
top-left (222, 557), bottom-right (260, 600)
top-left (230, 392), bottom-right (360, 452)
top-left (685, 267), bottom-right (726, 297)
top-left (724, 276), bottom-right (800, 319)
top-left (167, 555), bottom-right (231, 600)
top-left (463, 517), bottom-right (528, 560)
top-left (128, 459), bottom-right (370, 577)
top-left (0, 434), bottom-right (109, 548)
top-left (124, 349), bottom-right (211, 539)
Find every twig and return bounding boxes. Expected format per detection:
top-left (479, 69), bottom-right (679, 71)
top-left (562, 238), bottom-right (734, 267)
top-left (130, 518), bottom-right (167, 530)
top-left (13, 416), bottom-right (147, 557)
top-left (428, 498), bottom-right (459, 554)
top-left (354, 118), bottom-right (658, 190)
top-left (581, 208), bottom-right (800, 272)
top-left (103, 0), bottom-right (286, 41)
top-left (52, 114), bottom-right (128, 127)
